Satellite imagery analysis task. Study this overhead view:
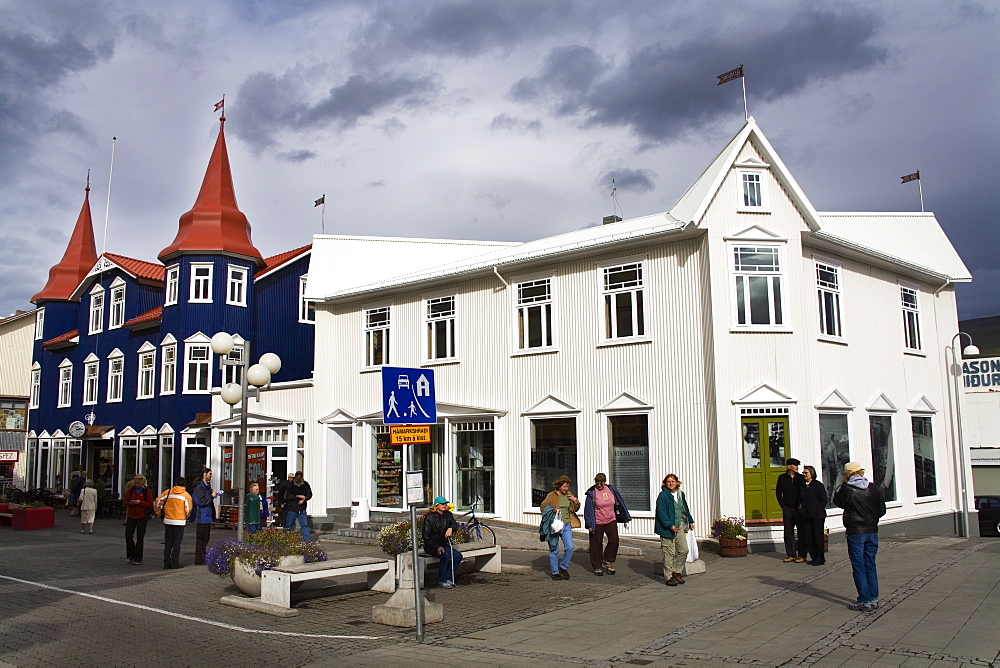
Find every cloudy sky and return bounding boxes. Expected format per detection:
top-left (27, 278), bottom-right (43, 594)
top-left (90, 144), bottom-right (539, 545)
top-left (2, 0), bottom-right (997, 321)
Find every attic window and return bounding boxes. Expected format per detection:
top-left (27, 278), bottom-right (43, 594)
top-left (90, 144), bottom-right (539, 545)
top-left (738, 169), bottom-right (770, 213)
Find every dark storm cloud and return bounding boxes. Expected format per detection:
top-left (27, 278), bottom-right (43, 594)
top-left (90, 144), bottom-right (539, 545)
top-left (511, 7), bottom-right (887, 143)
top-left (277, 149), bottom-right (317, 163)
top-left (489, 113), bottom-right (542, 135)
top-left (234, 69), bottom-right (440, 153)
top-left (0, 29), bottom-right (114, 184)
top-left (601, 169), bottom-right (655, 194)
top-left (351, 0), bottom-right (579, 65)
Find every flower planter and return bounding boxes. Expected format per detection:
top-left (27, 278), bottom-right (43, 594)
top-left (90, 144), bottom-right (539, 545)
top-left (11, 506), bottom-right (55, 530)
top-left (0, 502), bottom-right (11, 526)
top-left (232, 555), bottom-right (305, 598)
top-left (718, 537), bottom-right (748, 557)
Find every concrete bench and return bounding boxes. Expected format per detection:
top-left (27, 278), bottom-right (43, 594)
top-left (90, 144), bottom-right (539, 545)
top-left (260, 556), bottom-right (395, 609)
top-left (421, 544), bottom-right (502, 576)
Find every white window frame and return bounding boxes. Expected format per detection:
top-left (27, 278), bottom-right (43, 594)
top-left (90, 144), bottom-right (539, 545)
top-left (184, 336), bottom-right (212, 394)
top-left (137, 346), bottom-right (156, 400)
top-left (737, 168), bottom-right (770, 212)
top-left (160, 338), bottom-right (177, 395)
top-left (364, 305), bottom-right (391, 368)
top-left (900, 282), bottom-right (923, 353)
top-left (34, 308), bottom-right (45, 340)
top-left (226, 265), bottom-right (248, 307)
top-left (30, 364), bottom-right (41, 409)
top-left (165, 265), bottom-right (180, 306)
top-left (910, 412), bottom-right (938, 500)
top-left (57, 359), bottom-right (73, 408)
top-left (89, 285), bottom-right (105, 334)
top-left (730, 242), bottom-right (788, 330)
top-left (189, 263), bottom-right (213, 304)
top-left (815, 257), bottom-right (844, 341)
top-left (107, 350), bottom-right (124, 403)
top-left (108, 279), bottom-right (126, 329)
top-left (221, 336), bottom-right (245, 386)
top-left (425, 295), bottom-right (456, 362)
top-left (599, 258), bottom-right (647, 342)
top-left (515, 276), bottom-right (555, 352)
top-left (83, 357), bottom-right (99, 406)
top-left (299, 275), bottom-right (316, 323)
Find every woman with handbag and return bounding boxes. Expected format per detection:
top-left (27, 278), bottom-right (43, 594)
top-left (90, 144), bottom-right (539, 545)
top-left (540, 475), bottom-right (581, 580)
top-left (655, 473), bottom-right (695, 586)
top-left (797, 465), bottom-right (828, 566)
top-left (583, 473), bottom-right (631, 576)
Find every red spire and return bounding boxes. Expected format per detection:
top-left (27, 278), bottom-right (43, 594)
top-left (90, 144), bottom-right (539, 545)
top-left (32, 182), bottom-right (98, 303)
top-left (158, 116), bottom-right (263, 265)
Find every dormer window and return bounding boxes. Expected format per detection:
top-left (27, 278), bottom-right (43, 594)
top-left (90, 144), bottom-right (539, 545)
top-left (736, 161), bottom-right (770, 213)
top-left (109, 279), bottom-right (126, 329)
top-left (89, 285), bottom-right (105, 334)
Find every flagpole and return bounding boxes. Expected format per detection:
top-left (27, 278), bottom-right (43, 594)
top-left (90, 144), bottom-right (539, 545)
top-left (321, 194), bottom-right (326, 234)
top-left (741, 63), bottom-right (748, 120)
top-left (918, 178), bottom-right (924, 212)
top-left (102, 137), bottom-right (117, 256)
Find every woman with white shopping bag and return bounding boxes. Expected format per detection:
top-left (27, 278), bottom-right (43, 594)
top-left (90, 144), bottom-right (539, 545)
top-left (654, 473), bottom-right (695, 586)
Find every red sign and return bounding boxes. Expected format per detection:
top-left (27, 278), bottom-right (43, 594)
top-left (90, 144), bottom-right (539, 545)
top-left (222, 447), bottom-right (267, 493)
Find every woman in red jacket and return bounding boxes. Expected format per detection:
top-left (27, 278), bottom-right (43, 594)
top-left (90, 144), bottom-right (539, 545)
top-left (124, 475), bottom-right (155, 565)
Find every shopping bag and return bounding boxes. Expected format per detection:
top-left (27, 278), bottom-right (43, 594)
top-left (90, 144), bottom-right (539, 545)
top-left (685, 531), bottom-right (699, 562)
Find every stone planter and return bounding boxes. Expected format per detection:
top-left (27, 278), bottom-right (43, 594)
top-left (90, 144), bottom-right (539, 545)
top-left (11, 506), bottom-right (55, 530)
top-left (0, 502), bottom-right (11, 526)
top-left (232, 555), bottom-right (305, 598)
top-left (718, 537), bottom-right (748, 557)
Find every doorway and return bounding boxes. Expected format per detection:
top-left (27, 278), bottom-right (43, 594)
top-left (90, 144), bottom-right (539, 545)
top-left (742, 415), bottom-right (789, 520)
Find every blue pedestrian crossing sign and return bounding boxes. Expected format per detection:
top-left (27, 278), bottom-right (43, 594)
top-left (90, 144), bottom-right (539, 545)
top-left (382, 367), bottom-right (436, 425)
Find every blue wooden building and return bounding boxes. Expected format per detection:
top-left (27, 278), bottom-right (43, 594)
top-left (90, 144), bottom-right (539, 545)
top-left (25, 116), bottom-right (314, 497)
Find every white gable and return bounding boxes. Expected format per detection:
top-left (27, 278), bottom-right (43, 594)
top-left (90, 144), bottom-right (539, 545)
top-left (319, 408), bottom-right (357, 425)
top-left (137, 341), bottom-right (156, 353)
top-left (158, 423), bottom-right (175, 434)
top-left (138, 425), bottom-right (157, 435)
top-left (598, 392), bottom-right (653, 412)
top-left (908, 395), bottom-right (937, 413)
top-left (118, 426), bottom-right (137, 436)
top-left (724, 224), bottom-right (786, 241)
top-left (815, 389), bottom-right (854, 411)
top-left (522, 395), bottom-right (580, 416)
top-left (867, 393), bottom-right (897, 412)
top-left (733, 383), bottom-right (795, 405)
top-left (210, 412), bottom-right (293, 429)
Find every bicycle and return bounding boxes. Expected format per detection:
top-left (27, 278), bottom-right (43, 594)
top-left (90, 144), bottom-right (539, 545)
top-left (457, 496), bottom-right (495, 546)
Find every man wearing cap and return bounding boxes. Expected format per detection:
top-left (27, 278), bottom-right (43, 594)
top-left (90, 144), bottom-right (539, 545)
top-left (423, 496), bottom-right (463, 589)
top-left (775, 458), bottom-right (806, 562)
top-left (834, 462), bottom-right (886, 612)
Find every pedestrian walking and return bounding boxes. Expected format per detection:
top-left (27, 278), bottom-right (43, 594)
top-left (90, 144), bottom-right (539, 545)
top-left (423, 495), bottom-right (463, 588)
top-left (796, 465), bottom-right (827, 566)
top-left (583, 472), bottom-right (632, 576)
top-left (155, 476), bottom-right (193, 569)
top-left (124, 474), bottom-right (154, 565)
top-left (776, 457), bottom-right (806, 563)
top-left (244, 482), bottom-right (270, 535)
top-left (192, 468), bottom-right (219, 565)
top-left (78, 479), bottom-right (98, 534)
top-left (283, 471), bottom-right (313, 541)
top-left (540, 475), bottom-right (580, 580)
top-left (834, 462), bottom-right (886, 612)
top-left (654, 473), bottom-right (695, 586)
top-left (69, 469), bottom-right (87, 516)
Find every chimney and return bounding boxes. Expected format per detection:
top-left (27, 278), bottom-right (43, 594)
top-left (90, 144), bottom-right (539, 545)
top-left (602, 215), bottom-right (622, 225)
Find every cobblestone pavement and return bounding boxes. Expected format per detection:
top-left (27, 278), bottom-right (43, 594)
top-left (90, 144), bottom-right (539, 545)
top-left (1, 511), bottom-right (997, 667)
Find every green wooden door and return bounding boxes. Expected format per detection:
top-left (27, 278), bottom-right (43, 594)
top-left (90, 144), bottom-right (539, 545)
top-left (742, 416), bottom-right (789, 521)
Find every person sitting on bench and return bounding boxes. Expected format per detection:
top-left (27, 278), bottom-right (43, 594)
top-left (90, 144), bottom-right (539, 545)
top-left (423, 495), bottom-right (462, 589)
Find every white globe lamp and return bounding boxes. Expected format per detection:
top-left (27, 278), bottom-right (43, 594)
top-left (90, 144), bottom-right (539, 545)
top-left (211, 332), bottom-right (235, 356)
top-left (259, 352), bottom-right (282, 375)
top-left (221, 382), bottom-right (243, 405)
top-left (246, 363), bottom-right (271, 388)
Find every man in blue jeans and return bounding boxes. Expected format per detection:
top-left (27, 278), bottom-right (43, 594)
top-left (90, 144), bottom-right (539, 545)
top-left (283, 471), bottom-right (312, 541)
top-left (834, 461), bottom-right (886, 612)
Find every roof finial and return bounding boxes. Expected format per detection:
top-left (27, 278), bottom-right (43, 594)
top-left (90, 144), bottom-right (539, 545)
top-left (85, 169), bottom-right (90, 192)
top-left (214, 94), bottom-right (226, 122)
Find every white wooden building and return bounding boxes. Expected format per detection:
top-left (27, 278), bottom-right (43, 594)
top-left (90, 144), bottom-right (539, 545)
top-left (243, 118), bottom-right (974, 545)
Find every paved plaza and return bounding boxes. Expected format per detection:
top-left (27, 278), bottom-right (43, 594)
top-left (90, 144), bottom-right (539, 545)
top-left (0, 510), bottom-right (997, 667)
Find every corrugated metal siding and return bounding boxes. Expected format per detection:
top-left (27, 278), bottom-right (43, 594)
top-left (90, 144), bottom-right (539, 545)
top-left (0, 314), bottom-right (35, 395)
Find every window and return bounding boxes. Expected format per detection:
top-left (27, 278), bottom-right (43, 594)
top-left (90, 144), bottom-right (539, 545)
top-left (900, 284), bottom-right (922, 352)
top-left (517, 279), bottom-right (553, 349)
top-left (30, 366), bottom-right (41, 409)
top-left (109, 282), bottom-right (126, 329)
top-left (453, 422), bottom-right (495, 513)
top-left (869, 415), bottom-right (896, 502)
top-left (733, 245), bottom-right (784, 327)
top-left (530, 418), bottom-right (577, 506)
top-left (364, 307), bottom-right (390, 367)
top-left (89, 286), bottom-right (105, 334)
top-left (742, 172), bottom-right (763, 208)
top-left (165, 265), bottom-right (179, 306)
top-left (107, 352), bottom-right (124, 402)
top-left (608, 414), bottom-right (651, 511)
top-left (190, 264), bottom-right (213, 303)
top-left (816, 259), bottom-right (842, 338)
top-left (426, 296), bottom-right (456, 360)
top-left (83, 360), bottom-right (99, 405)
top-left (602, 262), bottom-right (645, 339)
top-left (58, 361), bottom-right (73, 408)
top-left (120, 437), bottom-right (138, 485)
top-left (160, 342), bottom-right (176, 395)
top-left (912, 415), bottom-right (936, 497)
top-left (221, 341), bottom-right (244, 386)
top-left (185, 343), bottom-right (211, 392)
top-left (34, 308), bottom-right (44, 340)
top-left (137, 349), bottom-right (156, 399)
top-left (819, 414), bottom-right (851, 508)
top-left (227, 265), bottom-right (248, 306)
top-left (299, 276), bottom-right (315, 323)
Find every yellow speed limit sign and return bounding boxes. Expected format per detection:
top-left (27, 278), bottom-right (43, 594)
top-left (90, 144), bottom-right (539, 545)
top-left (390, 425), bottom-right (431, 445)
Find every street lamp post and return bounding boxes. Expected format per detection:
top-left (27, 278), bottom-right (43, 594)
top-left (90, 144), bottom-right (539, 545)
top-left (949, 331), bottom-right (979, 538)
top-left (211, 332), bottom-right (281, 542)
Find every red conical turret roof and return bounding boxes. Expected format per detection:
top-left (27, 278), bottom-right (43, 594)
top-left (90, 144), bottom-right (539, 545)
top-left (31, 184), bottom-right (98, 303)
top-left (158, 116), bottom-right (263, 265)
